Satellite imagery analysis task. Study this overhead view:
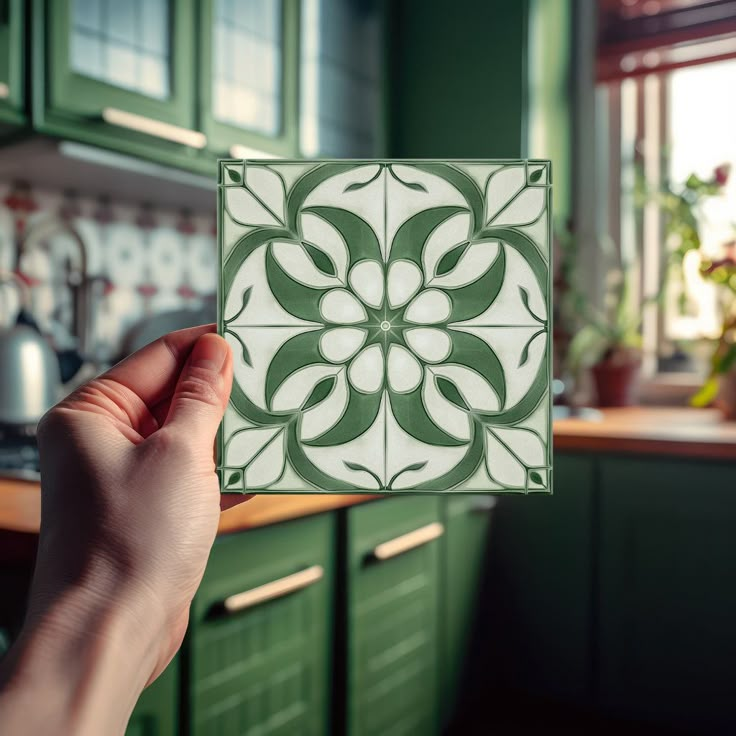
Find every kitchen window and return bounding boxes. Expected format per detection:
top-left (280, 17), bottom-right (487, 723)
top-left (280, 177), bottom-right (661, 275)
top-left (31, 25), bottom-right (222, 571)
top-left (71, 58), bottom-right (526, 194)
top-left (595, 0), bottom-right (736, 378)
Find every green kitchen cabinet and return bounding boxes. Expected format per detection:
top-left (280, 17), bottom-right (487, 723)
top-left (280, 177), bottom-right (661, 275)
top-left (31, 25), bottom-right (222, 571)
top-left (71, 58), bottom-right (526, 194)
top-left (440, 495), bottom-right (495, 726)
top-left (598, 456), bottom-right (736, 733)
top-left (345, 498), bottom-right (443, 736)
top-left (0, 0), bottom-right (25, 126)
top-left (187, 514), bottom-right (335, 736)
top-left (126, 658), bottom-right (179, 736)
top-left (199, 0), bottom-right (300, 158)
top-left (479, 452), bottom-right (595, 704)
top-left (34, 0), bottom-right (210, 171)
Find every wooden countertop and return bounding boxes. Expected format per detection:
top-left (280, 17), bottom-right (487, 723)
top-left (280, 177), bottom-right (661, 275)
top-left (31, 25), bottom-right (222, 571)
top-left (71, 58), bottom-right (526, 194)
top-left (2, 407), bottom-right (734, 536)
top-left (554, 406), bottom-right (736, 460)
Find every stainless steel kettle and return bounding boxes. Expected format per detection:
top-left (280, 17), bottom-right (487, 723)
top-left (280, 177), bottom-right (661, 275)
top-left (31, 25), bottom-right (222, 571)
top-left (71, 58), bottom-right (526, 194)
top-left (0, 272), bottom-right (60, 429)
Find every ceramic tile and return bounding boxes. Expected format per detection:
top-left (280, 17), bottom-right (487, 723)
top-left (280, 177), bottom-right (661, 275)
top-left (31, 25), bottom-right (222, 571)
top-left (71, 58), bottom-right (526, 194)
top-left (218, 160), bottom-right (552, 494)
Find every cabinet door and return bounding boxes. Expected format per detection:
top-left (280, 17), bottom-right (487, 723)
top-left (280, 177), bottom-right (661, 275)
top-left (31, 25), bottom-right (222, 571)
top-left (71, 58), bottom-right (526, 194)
top-left (0, 0), bottom-right (24, 125)
top-left (189, 514), bottom-right (334, 736)
top-left (199, 0), bottom-right (299, 157)
top-left (346, 498), bottom-right (443, 736)
top-left (39, 0), bottom-right (203, 158)
top-left (598, 456), bottom-right (736, 733)
top-left (440, 494), bottom-right (495, 725)
top-left (125, 658), bottom-right (179, 736)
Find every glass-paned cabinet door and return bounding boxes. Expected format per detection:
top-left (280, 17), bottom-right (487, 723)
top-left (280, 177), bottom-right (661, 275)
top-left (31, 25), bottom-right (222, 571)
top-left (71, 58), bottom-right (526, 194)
top-left (200, 0), bottom-right (299, 157)
top-left (0, 0), bottom-right (25, 125)
top-left (45, 0), bottom-right (196, 131)
top-left (300, 0), bottom-right (384, 157)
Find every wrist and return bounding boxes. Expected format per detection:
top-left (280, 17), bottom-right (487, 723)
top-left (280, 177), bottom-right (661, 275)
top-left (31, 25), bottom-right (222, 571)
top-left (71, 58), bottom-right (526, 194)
top-left (0, 560), bottom-right (164, 736)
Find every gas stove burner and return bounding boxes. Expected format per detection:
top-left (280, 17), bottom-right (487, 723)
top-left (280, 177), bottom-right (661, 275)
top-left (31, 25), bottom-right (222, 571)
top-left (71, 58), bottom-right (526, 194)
top-left (0, 436), bottom-right (41, 481)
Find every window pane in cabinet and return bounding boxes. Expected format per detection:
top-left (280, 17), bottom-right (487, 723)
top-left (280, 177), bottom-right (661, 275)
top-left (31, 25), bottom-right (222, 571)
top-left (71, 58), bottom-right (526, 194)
top-left (70, 0), bottom-right (170, 100)
top-left (300, 0), bottom-right (383, 157)
top-left (212, 0), bottom-right (282, 136)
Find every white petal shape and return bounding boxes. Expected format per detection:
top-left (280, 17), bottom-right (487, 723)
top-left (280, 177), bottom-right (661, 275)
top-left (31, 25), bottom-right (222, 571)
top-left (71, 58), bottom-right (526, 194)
top-left (387, 345), bottom-right (423, 393)
top-left (301, 370), bottom-right (349, 441)
top-left (405, 289), bottom-right (451, 324)
top-left (271, 364), bottom-right (340, 411)
top-left (422, 373), bottom-right (470, 441)
top-left (246, 166), bottom-right (285, 223)
top-left (245, 430), bottom-right (286, 488)
top-left (225, 426), bottom-right (280, 468)
top-left (429, 365), bottom-right (500, 411)
top-left (272, 241), bottom-right (343, 289)
top-left (320, 289), bottom-right (368, 324)
top-left (422, 212), bottom-right (471, 278)
top-left (300, 212), bottom-right (349, 282)
top-left (405, 328), bottom-right (451, 363)
top-left (491, 188), bottom-right (546, 227)
top-left (349, 260), bottom-right (384, 308)
top-left (428, 240), bottom-right (500, 289)
top-left (226, 186), bottom-right (281, 227)
top-left (348, 344), bottom-right (384, 393)
top-left (485, 426), bottom-right (546, 489)
top-left (319, 327), bottom-right (367, 363)
top-left (387, 260), bottom-right (423, 308)
top-left (485, 166), bottom-right (525, 223)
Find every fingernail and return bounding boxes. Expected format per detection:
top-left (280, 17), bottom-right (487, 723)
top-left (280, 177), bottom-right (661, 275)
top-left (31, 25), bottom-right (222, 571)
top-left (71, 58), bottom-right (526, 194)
top-left (190, 335), bottom-right (228, 372)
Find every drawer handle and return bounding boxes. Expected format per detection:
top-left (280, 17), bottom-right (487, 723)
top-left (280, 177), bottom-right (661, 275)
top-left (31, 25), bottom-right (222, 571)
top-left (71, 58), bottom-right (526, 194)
top-left (372, 522), bottom-right (444, 562)
top-left (222, 565), bottom-right (323, 614)
top-left (0, 83), bottom-right (8, 99)
top-left (101, 107), bottom-right (207, 149)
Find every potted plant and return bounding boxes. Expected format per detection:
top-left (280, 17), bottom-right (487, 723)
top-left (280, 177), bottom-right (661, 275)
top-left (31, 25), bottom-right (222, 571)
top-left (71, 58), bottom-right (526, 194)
top-left (691, 240), bottom-right (736, 419)
top-left (567, 266), bottom-right (643, 407)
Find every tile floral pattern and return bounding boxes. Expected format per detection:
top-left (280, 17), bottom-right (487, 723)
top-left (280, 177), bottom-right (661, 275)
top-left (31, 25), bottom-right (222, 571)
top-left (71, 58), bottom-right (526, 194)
top-left (218, 160), bottom-right (551, 494)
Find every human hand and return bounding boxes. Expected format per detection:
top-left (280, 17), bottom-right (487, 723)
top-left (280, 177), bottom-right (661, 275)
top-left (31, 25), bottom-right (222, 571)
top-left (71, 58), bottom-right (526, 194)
top-left (0, 325), bottom-right (248, 735)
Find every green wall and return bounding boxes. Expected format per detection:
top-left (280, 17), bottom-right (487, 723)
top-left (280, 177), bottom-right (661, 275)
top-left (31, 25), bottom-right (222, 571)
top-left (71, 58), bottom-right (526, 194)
top-left (387, 0), bottom-right (530, 158)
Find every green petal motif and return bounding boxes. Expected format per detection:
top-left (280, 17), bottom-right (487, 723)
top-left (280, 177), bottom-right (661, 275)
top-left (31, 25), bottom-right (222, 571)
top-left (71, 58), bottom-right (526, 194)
top-left (219, 160), bottom-right (552, 494)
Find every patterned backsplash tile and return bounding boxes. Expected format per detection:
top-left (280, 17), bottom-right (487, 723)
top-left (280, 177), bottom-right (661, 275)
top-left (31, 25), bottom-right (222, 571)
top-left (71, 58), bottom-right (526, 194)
top-left (218, 160), bottom-right (552, 494)
top-left (0, 182), bottom-right (216, 363)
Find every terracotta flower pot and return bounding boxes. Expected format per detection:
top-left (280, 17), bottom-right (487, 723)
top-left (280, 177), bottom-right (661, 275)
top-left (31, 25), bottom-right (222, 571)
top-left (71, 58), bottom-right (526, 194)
top-left (591, 359), bottom-right (640, 407)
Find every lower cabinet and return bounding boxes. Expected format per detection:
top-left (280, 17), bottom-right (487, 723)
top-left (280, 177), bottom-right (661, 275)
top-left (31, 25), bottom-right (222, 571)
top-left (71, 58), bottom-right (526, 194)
top-left (598, 456), bottom-right (736, 733)
top-left (187, 514), bottom-right (335, 736)
top-left (441, 495), bottom-right (496, 725)
top-left (126, 659), bottom-right (179, 736)
top-left (345, 497), bottom-right (444, 736)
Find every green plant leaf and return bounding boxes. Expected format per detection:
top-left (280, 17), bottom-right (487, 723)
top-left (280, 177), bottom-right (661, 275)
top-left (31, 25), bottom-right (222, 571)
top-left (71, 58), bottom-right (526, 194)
top-left (303, 242), bottom-right (337, 276)
top-left (529, 168), bottom-right (544, 183)
top-left (435, 242), bottom-right (469, 277)
top-left (519, 329), bottom-right (544, 367)
top-left (302, 375), bottom-right (336, 410)
top-left (343, 168), bottom-right (382, 192)
top-left (529, 470), bottom-right (543, 485)
top-left (435, 376), bottom-right (470, 410)
top-left (691, 376), bottom-right (719, 408)
top-left (519, 285), bottom-right (545, 323)
top-left (226, 329), bottom-right (253, 367)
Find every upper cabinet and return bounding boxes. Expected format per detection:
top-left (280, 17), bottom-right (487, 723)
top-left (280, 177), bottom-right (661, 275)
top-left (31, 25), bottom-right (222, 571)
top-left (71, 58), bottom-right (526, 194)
top-left (36, 0), bottom-right (207, 169)
top-left (0, 0), bottom-right (25, 126)
top-left (199, 0), bottom-right (299, 158)
top-left (29, 0), bottom-right (386, 174)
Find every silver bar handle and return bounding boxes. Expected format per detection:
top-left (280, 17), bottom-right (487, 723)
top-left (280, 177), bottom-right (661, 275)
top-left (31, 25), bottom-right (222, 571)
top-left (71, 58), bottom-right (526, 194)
top-left (222, 565), bottom-right (324, 614)
top-left (101, 107), bottom-right (207, 149)
top-left (372, 522), bottom-right (444, 562)
top-left (0, 83), bottom-right (9, 99)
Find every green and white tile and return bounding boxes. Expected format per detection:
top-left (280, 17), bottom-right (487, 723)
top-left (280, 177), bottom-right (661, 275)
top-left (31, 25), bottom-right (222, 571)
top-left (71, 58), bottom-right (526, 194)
top-left (218, 160), bottom-right (552, 494)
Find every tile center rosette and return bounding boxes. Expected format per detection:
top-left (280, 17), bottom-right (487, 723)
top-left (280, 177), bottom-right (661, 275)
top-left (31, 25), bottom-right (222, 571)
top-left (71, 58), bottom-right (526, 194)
top-left (219, 161), bottom-right (551, 493)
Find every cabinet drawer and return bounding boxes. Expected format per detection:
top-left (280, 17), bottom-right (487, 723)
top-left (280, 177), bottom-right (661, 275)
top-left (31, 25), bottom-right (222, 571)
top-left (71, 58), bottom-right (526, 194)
top-left (126, 658), bottom-right (178, 736)
top-left (346, 498), bottom-right (443, 736)
top-left (189, 514), bottom-right (335, 736)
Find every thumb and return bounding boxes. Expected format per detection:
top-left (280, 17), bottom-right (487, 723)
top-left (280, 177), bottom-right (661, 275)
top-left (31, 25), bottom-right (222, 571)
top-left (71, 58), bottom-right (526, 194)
top-left (164, 333), bottom-right (232, 446)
